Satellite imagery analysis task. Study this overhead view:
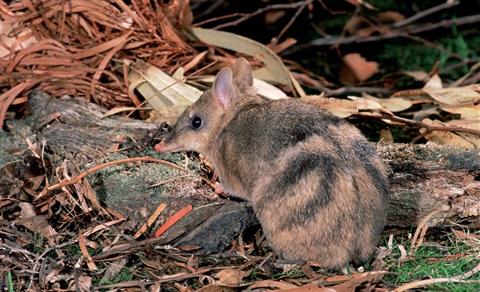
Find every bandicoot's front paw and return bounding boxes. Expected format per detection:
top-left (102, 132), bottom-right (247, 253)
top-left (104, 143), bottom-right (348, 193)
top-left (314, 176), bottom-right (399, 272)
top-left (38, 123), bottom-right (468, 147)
top-left (214, 182), bottom-right (225, 195)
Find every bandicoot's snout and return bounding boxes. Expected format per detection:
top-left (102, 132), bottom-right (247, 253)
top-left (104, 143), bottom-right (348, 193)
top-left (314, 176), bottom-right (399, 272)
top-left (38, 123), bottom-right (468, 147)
top-left (154, 137), bottom-right (186, 153)
top-left (154, 141), bottom-right (166, 153)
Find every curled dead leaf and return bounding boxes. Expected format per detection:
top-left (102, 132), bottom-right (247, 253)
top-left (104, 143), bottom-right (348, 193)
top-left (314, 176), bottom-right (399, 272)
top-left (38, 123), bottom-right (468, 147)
top-left (340, 53), bottom-right (379, 85)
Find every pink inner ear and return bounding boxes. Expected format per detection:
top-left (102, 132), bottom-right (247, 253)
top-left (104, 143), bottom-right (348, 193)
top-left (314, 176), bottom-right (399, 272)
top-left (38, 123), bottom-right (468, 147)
top-left (213, 68), bottom-right (235, 109)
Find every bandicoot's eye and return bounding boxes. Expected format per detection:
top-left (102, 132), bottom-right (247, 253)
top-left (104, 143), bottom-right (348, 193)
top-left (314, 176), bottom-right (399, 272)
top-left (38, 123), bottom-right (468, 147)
top-left (191, 116), bottom-right (203, 129)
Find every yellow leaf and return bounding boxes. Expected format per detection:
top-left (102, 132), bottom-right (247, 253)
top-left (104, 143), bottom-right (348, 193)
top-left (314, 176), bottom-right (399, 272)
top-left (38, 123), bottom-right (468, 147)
top-left (189, 27), bottom-right (304, 96)
top-left (102, 106), bottom-right (150, 118)
top-left (126, 59), bottom-right (203, 110)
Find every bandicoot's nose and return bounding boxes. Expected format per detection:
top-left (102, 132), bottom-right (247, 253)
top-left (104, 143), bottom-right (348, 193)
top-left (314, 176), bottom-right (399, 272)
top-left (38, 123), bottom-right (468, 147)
top-left (154, 142), bottom-right (165, 152)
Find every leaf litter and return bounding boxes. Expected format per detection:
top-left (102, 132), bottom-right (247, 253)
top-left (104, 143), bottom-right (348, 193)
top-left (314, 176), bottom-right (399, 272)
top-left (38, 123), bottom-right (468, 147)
top-left (1, 0), bottom-right (480, 291)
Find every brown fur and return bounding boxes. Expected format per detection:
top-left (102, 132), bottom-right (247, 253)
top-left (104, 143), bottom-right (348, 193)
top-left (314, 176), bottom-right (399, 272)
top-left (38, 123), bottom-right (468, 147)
top-left (155, 58), bottom-right (389, 268)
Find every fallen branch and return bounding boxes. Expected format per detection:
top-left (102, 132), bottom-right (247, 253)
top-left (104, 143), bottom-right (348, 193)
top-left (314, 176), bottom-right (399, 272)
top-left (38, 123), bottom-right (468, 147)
top-left (37, 157), bottom-right (185, 199)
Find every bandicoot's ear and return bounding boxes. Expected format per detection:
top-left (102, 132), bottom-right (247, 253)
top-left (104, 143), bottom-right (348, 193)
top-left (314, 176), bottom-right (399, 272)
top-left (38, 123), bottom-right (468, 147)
top-left (232, 57), bottom-right (253, 90)
top-left (212, 67), bottom-right (235, 109)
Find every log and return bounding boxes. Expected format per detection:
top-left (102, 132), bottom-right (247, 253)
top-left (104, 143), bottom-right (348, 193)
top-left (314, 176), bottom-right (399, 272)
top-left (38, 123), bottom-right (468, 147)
top-left (1, 90), bottom-right (478, 254)
top-left (379, 144), bottom-right (479, 227)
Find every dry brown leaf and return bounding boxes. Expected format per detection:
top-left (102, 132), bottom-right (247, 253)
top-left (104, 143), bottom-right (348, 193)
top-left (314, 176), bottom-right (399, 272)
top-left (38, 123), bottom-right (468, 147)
top-left (0, 19), bottom-right (37, 58)
top-left (401, 71), bottom-right (430, 81)
top-left (214, 268), bottom-right (249, 287)
top-left (16, 203), bottom-right (58, 242)
top-left (265, 10), bottom-right (286, 24)
top-left (276, 284), bottom-right (336, 292)
top-left (330, 271), bottom-right (386, 292)
top-left (356, 25), bottom-right (385, 37)
top-left (348, 96), bottom-right (383, 110)
top-left (447, 118), bottom-right (480, 130)
top-left (421, 118), bottom-right (479, 149)
top-left (163, 0), bottom-right (193, 28)
top-left (377, 11), bottom-right (405, 22)
top-left (423, 74), bottom-right (443, 89)
top-left (363, 93), bottom-right (412, 112)
top-left (70, 31), bottom-right (133, 60)
top-left (75, 276), bottom-right (92, 292)
top-left (0, 80), bottom-right (39, 127)
top-left (78, 231), bottom-right (97, 271)
top-left (344, 16), bottom-right (363, 34)
top-left (268, 37), bottom-right (297, 54)
top-left (380, 128), bottom-right (394, 144)
top-left (423, 87), bottom-right (480, 106)
top-left (81, 219), bottom-right (125, 237)
top-left (134, 203), bottom-right (167, 239)
top-left (101, 259), bottom-right (127, 283)
top-left (148, 106), bottom-right (189, 125)
top-left (411, 105), bottom-right (440, 121)
top-left (340, 53), bottom-right (379, 85)
top-left (440, 104), bottom-right (480, 119)
top-left (183, 51), bottom-right (208, 73)
top-left (248, 280), bottom-right (297, 290)
top-left (1, 0), bottom-right (193, 127)
top-left (304, 96), bottom-right (358, 118)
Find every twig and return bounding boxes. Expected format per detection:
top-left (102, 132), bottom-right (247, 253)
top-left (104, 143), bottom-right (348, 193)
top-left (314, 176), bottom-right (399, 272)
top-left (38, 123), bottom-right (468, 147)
top-left (406, 14), bottom-right (480, 35)
top-left (272, 1), bottom-right (310, 45)
top-left (464, 72), bottom-right (480, 85)
top-left (393, 1), bottom-right (460, 28)
top-left (356, 112), bottom-right (480, 136)
top-left (92, 227), bottom-right (187, 260)
top-left (333, 4), bottom-right (361, 53)
top-left (451, 257), bottom-right (480, 279)
top-left (394, 258), bottom-right (480, 291)
top-left (409, 208), bottom-right (448, 257)
top-left (404, 34), bottom-right (467, 61)
top-left (199, 0), bottom-right (314, 30)
top-left (148, 174), bottom-right (192, 189)
top-left (394, 277), bottom-right (480, 291)
top-left (284, 14), bottom-right (480, 54)
top-left (37, 157), bottom-right (185, 199)
top-left (27, 241), bottom-right (77, 291)
top-left (321, 86), bottom-right (394, 96)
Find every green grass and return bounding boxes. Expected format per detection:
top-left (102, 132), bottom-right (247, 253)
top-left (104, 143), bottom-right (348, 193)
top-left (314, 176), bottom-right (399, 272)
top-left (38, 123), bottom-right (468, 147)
top-left (382, 231), bottom-right (480, 291)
